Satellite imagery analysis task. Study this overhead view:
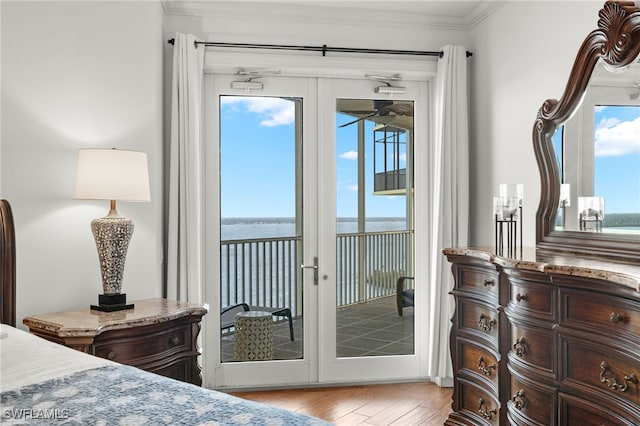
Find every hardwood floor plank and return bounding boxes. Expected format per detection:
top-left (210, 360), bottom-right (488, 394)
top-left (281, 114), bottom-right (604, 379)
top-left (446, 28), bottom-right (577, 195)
top-left (231, 381), bottom-right (452, 425)
top-left (365, 398), bottom-right (425, 426)
top-left (333, 412), bottom-right (370, 425)
top-left (390, 406), bottom-right (448, 426)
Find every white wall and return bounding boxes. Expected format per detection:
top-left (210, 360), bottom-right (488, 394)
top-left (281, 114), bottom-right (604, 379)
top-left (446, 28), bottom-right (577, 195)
top-left (0, 0), bottom-right (611, 325)
top-left (1, 1), bottom-right (164, 324)
top-left (164, 1), bottom-right (607, 249)
top-left (163, 3), bottom-right (469, 52)
top-left (467, 0), bottom-right (603, 247)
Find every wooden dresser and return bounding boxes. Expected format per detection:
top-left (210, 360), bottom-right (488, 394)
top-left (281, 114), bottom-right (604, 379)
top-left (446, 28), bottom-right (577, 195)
top-left (23, 298), bottom-right (208, 386)
top-left (443, 247), bottom-right (640, 426)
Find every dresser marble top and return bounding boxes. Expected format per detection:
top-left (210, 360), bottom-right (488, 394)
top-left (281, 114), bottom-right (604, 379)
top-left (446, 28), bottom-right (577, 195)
top-left (23, 298), bottom-right (209, 337)
top-left (443, 246), bottom-right (640, 292)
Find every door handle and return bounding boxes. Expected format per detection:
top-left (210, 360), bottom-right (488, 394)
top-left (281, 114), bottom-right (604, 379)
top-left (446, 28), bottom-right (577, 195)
top-left (300, 257), bottom-right (319, 285)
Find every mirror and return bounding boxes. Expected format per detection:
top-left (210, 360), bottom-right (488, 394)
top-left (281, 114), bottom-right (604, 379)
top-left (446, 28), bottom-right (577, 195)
top-left (534, 0), bottom-right (640, 261)
top-left (555, 60), bottom-right (640, 233)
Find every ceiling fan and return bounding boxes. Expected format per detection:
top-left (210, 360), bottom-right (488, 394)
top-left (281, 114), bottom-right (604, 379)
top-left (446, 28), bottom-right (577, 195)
top-left (338, 100), bottom-right (414, 128)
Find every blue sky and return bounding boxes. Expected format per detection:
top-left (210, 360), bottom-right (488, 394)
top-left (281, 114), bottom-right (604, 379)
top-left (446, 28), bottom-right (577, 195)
top-left (220, 96), bottom-right (407, 218)
top-left (594, 105), bottom-right (640, 213)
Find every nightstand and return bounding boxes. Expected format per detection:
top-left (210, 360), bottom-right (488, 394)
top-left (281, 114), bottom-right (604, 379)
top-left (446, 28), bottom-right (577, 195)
top-left (23, 298), bottom-right (208, 386)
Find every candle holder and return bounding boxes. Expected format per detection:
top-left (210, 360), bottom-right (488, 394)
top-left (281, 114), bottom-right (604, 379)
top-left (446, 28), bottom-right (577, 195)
top-left (494, 184), bottom-right (523, 257)
top-left (578, 196), bottom-right (604, 232)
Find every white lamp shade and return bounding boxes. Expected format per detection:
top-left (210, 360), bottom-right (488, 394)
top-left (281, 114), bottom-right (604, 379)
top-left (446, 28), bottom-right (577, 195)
top-left (73, 149), bottom-right (151, 202)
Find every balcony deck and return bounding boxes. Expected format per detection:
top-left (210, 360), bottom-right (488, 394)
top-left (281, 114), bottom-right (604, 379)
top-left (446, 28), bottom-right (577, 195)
top-left (221, 296), bottom-right (414, 362)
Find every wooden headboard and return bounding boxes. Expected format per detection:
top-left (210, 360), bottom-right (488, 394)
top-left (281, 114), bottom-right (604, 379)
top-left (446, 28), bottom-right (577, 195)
top-left (1, 199), bottom-right (16, 326)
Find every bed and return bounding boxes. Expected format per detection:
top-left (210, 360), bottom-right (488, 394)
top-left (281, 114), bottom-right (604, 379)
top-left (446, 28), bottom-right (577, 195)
top-left (0, 199), bottom-right (329, 425)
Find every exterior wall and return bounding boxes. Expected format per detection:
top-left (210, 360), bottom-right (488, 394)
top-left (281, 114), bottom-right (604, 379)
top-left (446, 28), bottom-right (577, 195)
top-left (1, 1), bottom-right (164, 324)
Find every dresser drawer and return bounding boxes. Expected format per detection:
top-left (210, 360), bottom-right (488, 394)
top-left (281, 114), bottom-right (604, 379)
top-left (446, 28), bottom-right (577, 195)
top-left (459, 339), bottom-right (499, 387)
top-left (459, 299), bottom-right (499, 342)
top-left (560, 289), bottom-right (640, 340)
top-left (508, 279), bottom-right (555, 321)
top-left (93, 323), bottom-right (192, 364)
top-left (457, 265), bottom-right (499, 297)
top-left (508, 370), bottom-right (556, 426)
top-left (561, 335), bottom-right (640, 408)
top-left (457, 377), bottom-right (500, 426)
top-left (509, 321), bottom-right (555, 377)
top-left (559, 393), bottom-right (640, 426)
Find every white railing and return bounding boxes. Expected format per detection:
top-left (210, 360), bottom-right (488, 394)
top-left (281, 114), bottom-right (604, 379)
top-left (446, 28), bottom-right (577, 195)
top-left (336, 230), bottom-right (413, 306)
top-left (220, 230), bottom-right (413, 317)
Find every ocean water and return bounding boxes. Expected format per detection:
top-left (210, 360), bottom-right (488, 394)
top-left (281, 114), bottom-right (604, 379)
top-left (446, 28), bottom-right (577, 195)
top-left (221, 217), bottom-right (408, 240)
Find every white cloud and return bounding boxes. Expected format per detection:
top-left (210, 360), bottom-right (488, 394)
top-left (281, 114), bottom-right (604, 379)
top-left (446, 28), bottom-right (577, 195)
top-left (346, 184), bottom-right (358, 191)
top-left (340, 150), bottom-right (358, 160)
top-left (220, 96), bottom-right (294, 127)
top-left (595, 116), bottom-right (640, 157)
top-left (597, 116), bottom-right (621, 129)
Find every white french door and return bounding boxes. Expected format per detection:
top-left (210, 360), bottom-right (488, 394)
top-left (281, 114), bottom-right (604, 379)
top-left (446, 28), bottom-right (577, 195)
top-left (205, 74), bottom-right (319, 388)
top-left (317, 78), bottom-right (423, 383)
top-left (203, 73), bottom-right (426, 388)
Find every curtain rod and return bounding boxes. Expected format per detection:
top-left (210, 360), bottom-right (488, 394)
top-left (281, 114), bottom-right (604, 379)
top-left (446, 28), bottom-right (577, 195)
top-left (166, 39), bottom-right (473, 58)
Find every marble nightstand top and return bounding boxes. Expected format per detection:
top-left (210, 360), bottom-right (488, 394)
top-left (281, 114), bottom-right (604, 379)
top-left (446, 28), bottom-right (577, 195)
top-left (23, 298), bottom-right (208, 337)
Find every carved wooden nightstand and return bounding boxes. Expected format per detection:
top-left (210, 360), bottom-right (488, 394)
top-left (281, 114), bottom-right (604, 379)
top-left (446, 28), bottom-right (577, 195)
top-left (23, 298), bottom-right (208, 386)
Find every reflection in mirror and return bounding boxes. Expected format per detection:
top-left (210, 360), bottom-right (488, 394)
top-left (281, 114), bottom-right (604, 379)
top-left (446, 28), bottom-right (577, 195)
top-left (553, 59), bottom-right (640, 234)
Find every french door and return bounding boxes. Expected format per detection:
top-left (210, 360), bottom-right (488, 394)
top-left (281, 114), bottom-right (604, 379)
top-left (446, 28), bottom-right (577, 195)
top-left (318, 78), bottom-right (423, 383)
top-left (204, 73), bottom-right (425, 388)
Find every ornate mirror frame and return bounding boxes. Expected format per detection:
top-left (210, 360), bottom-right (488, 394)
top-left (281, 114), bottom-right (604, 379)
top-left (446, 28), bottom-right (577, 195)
top-left (535, 0), bottom-right (640, 261)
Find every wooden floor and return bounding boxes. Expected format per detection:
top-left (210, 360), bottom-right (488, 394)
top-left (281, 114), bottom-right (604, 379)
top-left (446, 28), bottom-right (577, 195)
top-left (231, 381), bottom-right (452, 425)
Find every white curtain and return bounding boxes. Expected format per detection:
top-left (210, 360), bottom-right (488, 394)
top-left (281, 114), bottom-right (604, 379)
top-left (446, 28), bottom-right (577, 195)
top-left (428, 45), bottom-right (470, 386)
top-left (166, 33), bottom-right (205, 302)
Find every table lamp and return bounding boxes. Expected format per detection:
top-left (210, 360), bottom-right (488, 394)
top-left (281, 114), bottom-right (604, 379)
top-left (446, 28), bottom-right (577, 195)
top-left (73, 148), bottom-right (150, 311)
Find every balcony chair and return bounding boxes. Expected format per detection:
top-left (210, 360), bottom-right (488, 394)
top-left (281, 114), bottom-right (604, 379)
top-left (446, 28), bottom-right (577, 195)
top-left (396, 276), bottom-right (414, 316)
top-left (221, 303), bottom-right (294, 341)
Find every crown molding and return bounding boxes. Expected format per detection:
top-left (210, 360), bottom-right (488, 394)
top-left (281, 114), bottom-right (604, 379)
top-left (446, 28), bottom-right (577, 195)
top-left (162, 1), bottom-right (503, 31)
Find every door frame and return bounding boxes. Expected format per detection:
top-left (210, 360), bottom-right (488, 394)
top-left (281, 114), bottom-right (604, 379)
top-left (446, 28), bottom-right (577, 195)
top-left (201, 51), bottom-right (436, 388)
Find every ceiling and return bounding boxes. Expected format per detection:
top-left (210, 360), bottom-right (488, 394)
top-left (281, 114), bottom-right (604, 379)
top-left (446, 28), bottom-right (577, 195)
top-left (337, 99), bottom-right (414, 131)
top-left (163, 1), bottom-right (503, 30)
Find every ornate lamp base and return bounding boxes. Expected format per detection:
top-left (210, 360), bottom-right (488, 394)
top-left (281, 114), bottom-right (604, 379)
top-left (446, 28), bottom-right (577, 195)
top-left (89, 208), bottom-right (135, 312)
top-left (91, 293), bottom-right (134, 312)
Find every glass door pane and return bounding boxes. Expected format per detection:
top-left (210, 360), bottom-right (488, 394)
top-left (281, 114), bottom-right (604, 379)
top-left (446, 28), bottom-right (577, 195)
top-left (335, 98), bottom-right (415, 358)
top-left (219, 95), bottom-right (303, 363)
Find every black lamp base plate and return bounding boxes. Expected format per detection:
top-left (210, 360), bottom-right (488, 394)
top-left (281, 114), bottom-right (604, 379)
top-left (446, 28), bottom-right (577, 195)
top-left (90, 294), bottom-right (134, 312)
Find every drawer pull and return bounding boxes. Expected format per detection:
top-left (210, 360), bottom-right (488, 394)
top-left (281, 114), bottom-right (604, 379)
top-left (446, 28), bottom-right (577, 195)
top-left (478, 314), bottom-right (497, 332)
top-left (609, 312), bottom-right (625, 324)
top-left (513, 336), bottom-right (526, 356)
top-left (106, 351), bottom-right (116, 360)
top-left (515, 293), bottom-right (526, 302)
top-left (170, 336), bottom-right (180, 346)
top-left (478, 398), bottom-right (497, 420)
top-left (512, 389), bottom-right (526, 410)
top-left (478, 356), bottom-right (496, 376)
top-left (600, 361), bottom-right (638, 392)
top-left (482, 278), bottom-right (495, 288)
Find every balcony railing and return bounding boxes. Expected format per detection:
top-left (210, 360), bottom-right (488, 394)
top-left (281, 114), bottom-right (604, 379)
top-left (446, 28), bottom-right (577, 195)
top-left (221, 230), bottom-right (413, 317)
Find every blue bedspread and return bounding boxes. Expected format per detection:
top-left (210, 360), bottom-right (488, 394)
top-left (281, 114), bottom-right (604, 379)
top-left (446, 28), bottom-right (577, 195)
top-left (1, 365), bottom-right (331, 425)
